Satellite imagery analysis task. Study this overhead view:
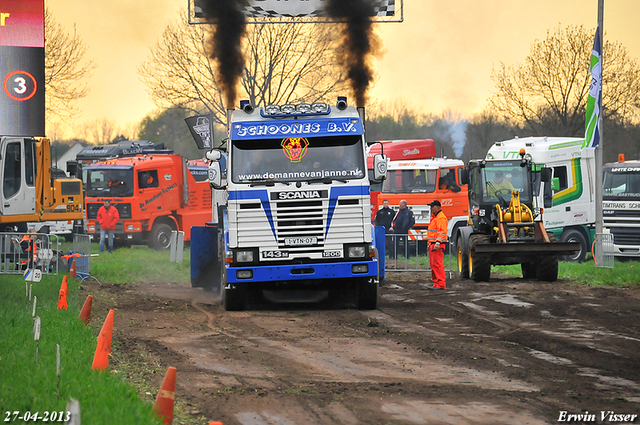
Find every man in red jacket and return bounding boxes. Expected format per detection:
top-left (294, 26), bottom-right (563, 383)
top-left (97, 199), bottom-right (120, 253)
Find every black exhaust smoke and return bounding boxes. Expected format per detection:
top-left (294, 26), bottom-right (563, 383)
top-left (326, 0), bottom-right (380, 107)
top-left (200, 0), bottom-right (247, 109)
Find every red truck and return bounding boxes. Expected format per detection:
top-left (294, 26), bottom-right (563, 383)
top-left (83, 154), bottom-right (211, 249)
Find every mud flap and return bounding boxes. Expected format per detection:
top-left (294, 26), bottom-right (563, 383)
top-left (374, 225), bottom-right (385, 283)
top-left (190, 224), bottom-right (221, 291)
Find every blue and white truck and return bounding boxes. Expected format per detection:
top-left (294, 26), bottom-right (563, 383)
top-left (190, 97), bottom-right (387, 311)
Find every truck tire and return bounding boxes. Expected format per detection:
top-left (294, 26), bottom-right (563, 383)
top-left (223, 284), bottom-right (246, 311)
top-left (537, 233), bottom-right (559, 282)
top-left (457, 234), bottom-right (469, 278)
top-left (521, 262), bottom-right (536, 279)
top-left (469, 234), bottom-right (491, 282)
top-left (560, 229), bottom-right (587, 263)
top-left (355, 278), bottom-right (378, 310)
top-left (149, 223), bottom-right (173, 250)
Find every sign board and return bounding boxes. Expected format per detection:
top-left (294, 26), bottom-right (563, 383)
top-left (0, 0), bottom-right (45, 136)
top-left (190, 0), bottom-right (403, 24)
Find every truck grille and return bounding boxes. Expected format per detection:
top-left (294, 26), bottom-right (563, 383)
top-left (86, 203), bottom-right (132, 219)
top-left (234, 197), bottom-right (365, 256)
top-left (608, 227), bottom-right (640, 246)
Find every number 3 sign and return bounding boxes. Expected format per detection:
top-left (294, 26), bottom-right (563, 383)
top-left (3, 70), bottom-right (37, 101)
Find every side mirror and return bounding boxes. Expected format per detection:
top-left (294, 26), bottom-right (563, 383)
top-left (206, 149), bottom-right (221, 161)
top-left (540, 167), bottom-right (552, 183)
top-left (459, 169), bottom-right (469, 185)
top-left (373, 154), bottom-right (387, 181)
top-left (67, 161), bottom-right (78, 177)
top-left (208, 161), bottom-right (223, 189)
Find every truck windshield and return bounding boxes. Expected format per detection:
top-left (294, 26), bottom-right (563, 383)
top-left (604, 169), bottom-right (640, 199)
top-left (231, 135), bottom-right (365, 184)
top-left (85, 167), bottom-right (134, 197)
top-left (481, 162), bottom-right (530, 204)
top-left (382, 170), bottom-right (437, 193)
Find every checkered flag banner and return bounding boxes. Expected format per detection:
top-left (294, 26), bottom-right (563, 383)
top-left (194, 0), bottom-right (396, 19)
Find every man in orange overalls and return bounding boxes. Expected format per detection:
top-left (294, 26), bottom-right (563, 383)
top-left (426, 200), bottom-right (448, 290)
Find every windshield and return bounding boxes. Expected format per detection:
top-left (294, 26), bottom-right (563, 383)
top-left (382, 169), bottom-right (437, 193)
top-left (604, 169), bottom-right (640, 199)
top-left (481, 162), bottom-right (530, 204)
top-left (85, 166), bottom-right (134, 197)
top-left (231, 135), bottom-right (365, 183)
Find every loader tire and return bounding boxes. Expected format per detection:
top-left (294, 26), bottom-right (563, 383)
top-left (457, 234), bottom-right (469, 279)
top-left (469, 234), bottom-right (491, 282)
top-left (521, 262), bottom-right (536, 279)
top-left (537, 233), bottom-right (559, 282)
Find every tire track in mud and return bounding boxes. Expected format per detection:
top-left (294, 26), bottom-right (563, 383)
top-left (375, 280), bottom-right (640, 404)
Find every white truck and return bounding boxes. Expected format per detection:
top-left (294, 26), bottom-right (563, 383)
top-left (190, 97), bottom-right (387, 311)
top-left (603, 155), bottom-right (640, 259)
top-left (486, 137), bottom-right (596, 262)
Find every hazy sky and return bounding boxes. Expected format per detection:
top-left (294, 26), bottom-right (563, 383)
top-left (46, 0), bottom-right (640, 137)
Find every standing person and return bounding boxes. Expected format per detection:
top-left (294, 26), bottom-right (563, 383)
top-left (375, 199), bottom-right (395, 255)
top-left (97, 199), bottom-right (120, 254)
top-left (426, 200), bottom-right (448, 290)
top-left (390, 199), bottom-right (415, 258)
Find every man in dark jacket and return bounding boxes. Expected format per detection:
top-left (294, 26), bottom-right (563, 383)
top-left (390, 200), bottom-right (415, 258)
top-left (375, 199), bottom-right (396, 256)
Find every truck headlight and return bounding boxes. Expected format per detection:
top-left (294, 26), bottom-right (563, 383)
top-left (348, 246), bottom-right (366, 258)
top-left (352, 264), bottom-right (368, 273)
top-left (88, 225), bottom-right (95, 232)
top-left (126, 225), bottom-right (134, 231)
top-left (236, 250), bottom-right (254, 263)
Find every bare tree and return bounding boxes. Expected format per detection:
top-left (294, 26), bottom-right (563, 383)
top-left (45, 9), bottom-right (95, 121)
top-left (490, 25), bottom-right (640, 136)
top-left (139, 11), bottom-right (347, 125)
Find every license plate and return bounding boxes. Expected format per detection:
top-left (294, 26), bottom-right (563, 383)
top-left (284, 237), bottom-right (318, 246)
top-left (262, 250), bottom-right (289, 258)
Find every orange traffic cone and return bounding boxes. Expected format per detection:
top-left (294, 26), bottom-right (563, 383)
top-left (91, 309), bottom-right (114, 371)
top-left (78, 295), bottom-right (93, 325)
top-left (153, 367), bottom-right (177, 425)
top-left (70, 259), bottom-right (77, 279)
top-left (57, 275), bottom-right (68, 310)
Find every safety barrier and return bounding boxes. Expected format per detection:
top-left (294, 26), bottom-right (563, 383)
top-left (384, 232), bottom-right (455, 276)
top-left (0, 232), bottom-right (62, 275)
top-left (594, 233), bottom-right (615, 269)
top-left (72, 233), bottom-right (93, 279)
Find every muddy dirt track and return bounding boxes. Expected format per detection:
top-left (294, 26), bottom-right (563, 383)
top-left (83, 273), bottom-right (640, 425)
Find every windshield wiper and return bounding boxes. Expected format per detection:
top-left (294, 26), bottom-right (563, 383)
top-left (305, 177), bottom-right (349, 184)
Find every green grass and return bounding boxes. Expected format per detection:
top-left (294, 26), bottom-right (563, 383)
top-left (88, 244), bottom-right (191, 285)
top-left (493, 259), bottom-right (640, 287)
top-left (0, 274), bottom-right (161, 424)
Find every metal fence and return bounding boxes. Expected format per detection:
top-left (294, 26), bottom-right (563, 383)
top-left (0, 232), bottom-right (62, 276)
top-left (72, 233), bottom-right (92, 279)
top-left (594, 233), bottom-right (615, 269)
top-left (384, 233), bottom-right (455, 276)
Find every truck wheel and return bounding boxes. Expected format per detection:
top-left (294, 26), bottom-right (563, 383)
top-left (149, 223), bottom-right (173, 250)
top-left (355, 278), bottom-right (378, 310)
top-left (223, 284), bottom-right (246, 311)
top-left (469, 235), bottom-right (491, 282)
top-left (457, 234), bottom-right (469, 278)
top-left (521, 262), bottom-right (536, 279)
top-left (560, 229), bottom-right (587, 263)
top-left (537, 233), bottom-right (559, 281)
